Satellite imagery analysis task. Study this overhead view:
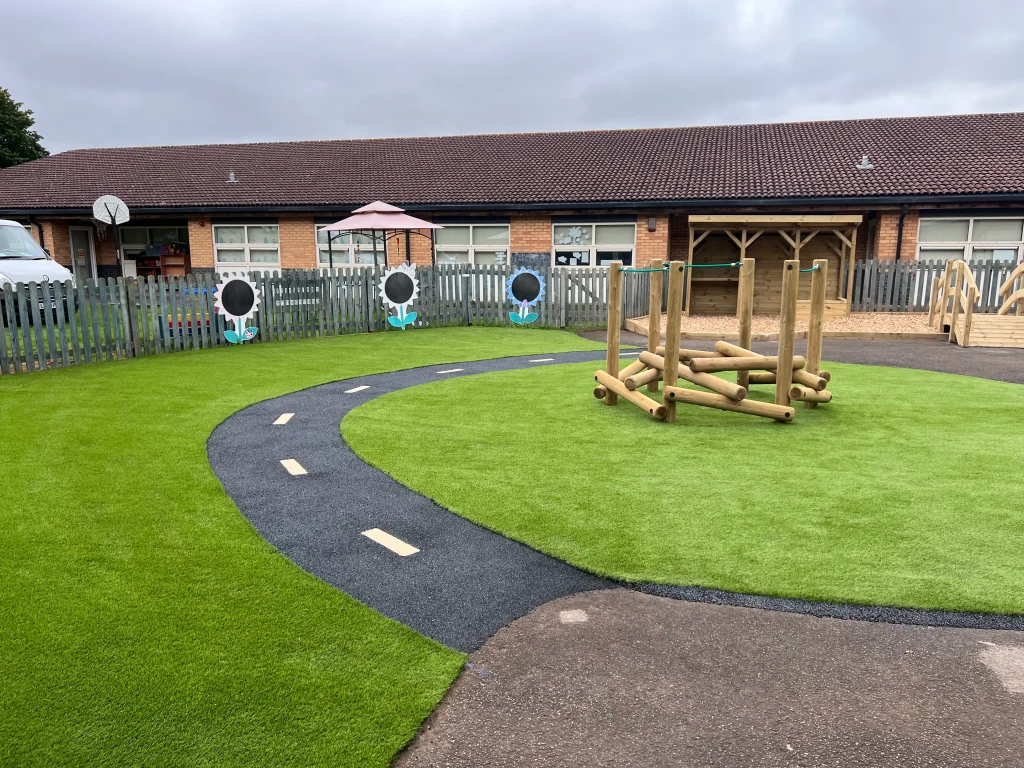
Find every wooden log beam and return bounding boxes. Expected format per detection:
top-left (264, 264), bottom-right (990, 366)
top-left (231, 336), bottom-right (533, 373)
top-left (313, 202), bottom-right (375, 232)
top-left (663, 386), bottom-right (795, 422)
top-left (714, 340), bottom-right (759, 357)
top-left (747, 372), bottom-right (776, 385)
top-left (595, 369), bottom-right (668, 420)
top-left (605, 261), bottom-right (623, 405)
top-left (640, 351), bottom-right (747, 400)
top-left (792, 369), bottom-right (828, 391)
top-left (618, 359), bottom-right (646, 382)
top-left (789, 385), bottom-right (833, 404)
top-left (625, 367), bottom-right (662, 391)
top-left (819, 370), bottom-right (831, 382)
top-left (593, 386), bottom-right (607, 399)
top-left (655, 345), bottom-right (723, 361)
top-left (690, 355), bottom-right (805, 373)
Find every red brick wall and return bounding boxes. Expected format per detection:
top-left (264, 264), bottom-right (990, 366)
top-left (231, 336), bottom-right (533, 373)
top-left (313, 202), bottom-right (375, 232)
top-left (510, 214), bottom-right (551, 252)
top-left (187, 218), bottom-right (214, 268)
top-left (279, 216), bottom-right (316, 269)
top-left (873, 210), bottom-right (919, 261)
top-left (635, 214), bottom-right (670, 265)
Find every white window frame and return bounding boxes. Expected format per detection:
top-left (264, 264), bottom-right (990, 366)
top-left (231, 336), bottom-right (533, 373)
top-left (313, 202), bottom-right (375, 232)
top-left (314, 224), bottom-right (385, 268)
top-left (213, 223), bottom-right (280, 273)
top-left (432, 223), bottom-right (510, 266)
top-left (916, 216), bottom-right (1024, 265)
top-left (552, 222), bottom-right (636, 267)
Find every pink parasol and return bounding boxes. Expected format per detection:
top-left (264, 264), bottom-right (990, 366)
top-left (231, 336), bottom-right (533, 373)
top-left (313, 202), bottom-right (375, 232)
top-left (320, 201), bottom-right (442, 268)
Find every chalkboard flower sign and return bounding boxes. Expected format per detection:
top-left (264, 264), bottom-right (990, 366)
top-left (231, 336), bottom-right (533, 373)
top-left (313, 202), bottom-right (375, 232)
top-left (505, 267), bottom-right (545, 325)
top-left (214, 275), bottom-right (261, 344)
top-left (379, 264), bottom-right (419, 329)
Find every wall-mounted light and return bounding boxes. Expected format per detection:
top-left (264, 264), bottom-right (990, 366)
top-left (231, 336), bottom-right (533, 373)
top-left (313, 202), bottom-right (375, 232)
top-left (648, 217), bottom-right (657, 232)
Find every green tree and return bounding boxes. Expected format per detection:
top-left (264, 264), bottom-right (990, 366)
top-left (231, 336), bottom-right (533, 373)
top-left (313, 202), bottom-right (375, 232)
top-left (0, 88), bottom-right (48, 168)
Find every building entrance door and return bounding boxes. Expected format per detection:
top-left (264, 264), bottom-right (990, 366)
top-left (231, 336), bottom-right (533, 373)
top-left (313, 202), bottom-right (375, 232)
top-left (69, 227), bottom-right (96, 284)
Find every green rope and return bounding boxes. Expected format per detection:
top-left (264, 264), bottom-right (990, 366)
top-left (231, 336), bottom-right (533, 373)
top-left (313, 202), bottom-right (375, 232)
top-left (800, 265), bottom-right (820, 273)
top-left (687, 261), bottom-right (741, 269)
top-left (621, 266), bottom-right (668, 273)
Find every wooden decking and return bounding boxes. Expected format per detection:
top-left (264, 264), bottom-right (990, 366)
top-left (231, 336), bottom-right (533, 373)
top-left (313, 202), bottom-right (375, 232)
top-left (953, 314), bottom-right (1024, 348)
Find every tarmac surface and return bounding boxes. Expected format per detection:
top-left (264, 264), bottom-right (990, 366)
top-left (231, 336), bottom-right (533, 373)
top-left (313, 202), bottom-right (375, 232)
top-left (398, 589), bottom-right (1024, 768)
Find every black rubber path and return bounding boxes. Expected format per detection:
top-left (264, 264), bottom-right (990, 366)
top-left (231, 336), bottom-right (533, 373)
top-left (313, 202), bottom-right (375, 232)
top-left (208, 341), bottom-right (1024, 652)
top-left (208, 351), bottom-right (612, 652)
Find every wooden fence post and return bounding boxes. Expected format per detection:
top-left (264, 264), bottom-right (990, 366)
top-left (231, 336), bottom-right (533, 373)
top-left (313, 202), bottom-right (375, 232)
top-left (736, 256), bottom-right (755, 390)
top-left (775, 260), bottom-right (800, 407)
top-left (646, 259), bottom-right (663, 393)
top-left (805, 258), bottom-right (828, 409)
top-left (605, 261), bottom-right (623, 405)
top-left (662, 262), bottom-right (686, 423)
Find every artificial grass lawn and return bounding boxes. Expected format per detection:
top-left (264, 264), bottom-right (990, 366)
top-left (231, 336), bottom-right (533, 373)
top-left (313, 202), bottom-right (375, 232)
top-left (0, 327), bottom-right (602, 767)
top-left (344, 361), bottom-right (1024, 615)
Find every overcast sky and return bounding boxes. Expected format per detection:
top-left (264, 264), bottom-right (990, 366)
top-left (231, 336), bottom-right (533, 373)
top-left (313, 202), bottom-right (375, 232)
top-left (4, 0), bottom-right (1023, 154)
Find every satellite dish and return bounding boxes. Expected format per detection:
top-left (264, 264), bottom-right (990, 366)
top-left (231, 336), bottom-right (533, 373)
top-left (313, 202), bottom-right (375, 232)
top-left (92, 195), bottom-right (131, 225)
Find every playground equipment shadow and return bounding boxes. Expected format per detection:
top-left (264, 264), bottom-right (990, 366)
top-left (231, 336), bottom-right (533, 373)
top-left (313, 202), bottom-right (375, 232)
top-left (208, 342), bottom-right (1024, 653)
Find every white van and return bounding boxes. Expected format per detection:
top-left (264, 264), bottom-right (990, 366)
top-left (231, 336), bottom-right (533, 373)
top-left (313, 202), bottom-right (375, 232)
top-left (0, 219), bottom-right (77, 321)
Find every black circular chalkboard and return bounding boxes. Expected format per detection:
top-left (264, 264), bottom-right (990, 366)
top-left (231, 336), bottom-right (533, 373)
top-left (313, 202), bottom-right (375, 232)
top-left (510, 271), bottom-right (542, 304)
top-left (384, 272), bottom-right (416, 305)
top-left (221, 279), bottom-right (256, 317)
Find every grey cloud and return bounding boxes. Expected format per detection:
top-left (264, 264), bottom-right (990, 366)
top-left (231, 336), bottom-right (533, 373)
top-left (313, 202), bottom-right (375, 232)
top-left (2, 0), bottom-right (1023, 153)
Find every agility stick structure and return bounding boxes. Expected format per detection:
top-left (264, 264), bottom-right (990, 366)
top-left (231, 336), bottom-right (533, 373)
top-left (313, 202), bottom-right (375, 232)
top-left (594, 256), bottom-right (835, 424)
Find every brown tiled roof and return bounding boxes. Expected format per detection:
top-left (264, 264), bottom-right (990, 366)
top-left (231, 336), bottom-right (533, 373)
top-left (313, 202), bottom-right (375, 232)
top-left (2, 113), bottom-right (1024, 212)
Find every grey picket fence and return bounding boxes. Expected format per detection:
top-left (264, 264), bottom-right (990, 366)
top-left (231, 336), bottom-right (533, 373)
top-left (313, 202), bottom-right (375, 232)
top-left (0, 264), bottom-right (654, 375)
top-left (846, 259), bottom-right (1017, 313)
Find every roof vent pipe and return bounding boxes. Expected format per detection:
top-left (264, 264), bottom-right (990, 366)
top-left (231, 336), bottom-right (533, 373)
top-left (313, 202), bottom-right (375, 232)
top-left (856, 155), bottom-right (874, 170)
top-left (227, 171), bottom-right (239, 183)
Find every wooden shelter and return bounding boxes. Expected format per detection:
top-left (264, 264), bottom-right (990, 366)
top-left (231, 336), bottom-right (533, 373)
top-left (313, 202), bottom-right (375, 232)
top-left (684, 215), bottom-right (862, 318)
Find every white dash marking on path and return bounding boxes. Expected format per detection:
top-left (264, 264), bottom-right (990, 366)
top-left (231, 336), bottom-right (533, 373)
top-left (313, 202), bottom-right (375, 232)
top-left (437, 368), bottom-right (464, 374)
top-left (280, 459), bottom-right (307, 476)
top-left (620, 351), bottom-right (640, 357)
top-left (530, 358), bottom-right (555, 362)
top-left (345, 385), bottom-right (370, 393)
top-left (273, 413), bottom-right (294, 425)
top-left (361, 528), bottom-right (420, 556)
top-left (560, 609), bottom-right (589, 624)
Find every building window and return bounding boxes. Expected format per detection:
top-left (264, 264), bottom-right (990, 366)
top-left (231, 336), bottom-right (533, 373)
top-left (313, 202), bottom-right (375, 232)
top-left (433, 224), bottom-right (510, 265)
top-left (213, 224), bottom-right (279, 270)
top-left (917, 217), bottom-right (1023, 264)
top-left (315, 226), bottom-right (384, 267)
top-left (553, 223), bottom-right (635, 266)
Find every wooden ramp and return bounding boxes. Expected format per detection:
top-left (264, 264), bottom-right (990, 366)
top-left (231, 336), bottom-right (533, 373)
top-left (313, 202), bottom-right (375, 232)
top-left (930, 260), bottom-right (1024, 348)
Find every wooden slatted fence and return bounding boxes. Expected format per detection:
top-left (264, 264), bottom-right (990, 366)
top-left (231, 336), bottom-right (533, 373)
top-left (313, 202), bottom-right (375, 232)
top-left (0, 265), bottom-right (651, 375)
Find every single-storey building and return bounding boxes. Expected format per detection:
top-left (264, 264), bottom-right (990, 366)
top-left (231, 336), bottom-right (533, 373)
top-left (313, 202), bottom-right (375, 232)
top-left (1, 111), bottom-right (1023, 315)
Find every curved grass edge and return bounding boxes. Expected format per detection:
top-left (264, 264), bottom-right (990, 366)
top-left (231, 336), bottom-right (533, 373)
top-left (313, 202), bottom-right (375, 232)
top-left (343, 359), bottom-right (1024, 620)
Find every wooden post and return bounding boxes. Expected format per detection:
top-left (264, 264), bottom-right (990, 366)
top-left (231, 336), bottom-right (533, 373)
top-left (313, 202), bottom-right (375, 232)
top-left (736, 255), bottom-right (755, 390)
top-left (948, 261), bottom-right (961, 344)
top-left (775, 260), bottom-right (800, 407)
top-left (936, 259), bottom-right (953, 329)
top-left (805, 258), bottom-right (828, 409)
top-left (605, 261), bottom-right (623, 405)
top-left (962, 284), bottom-right (977, 347)
top-left (845, 226), bottom-right (857, 318)
top-left (647, 259), bottom-right (663, 393)
top-left (662, 262), bottom-right (686, 423)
